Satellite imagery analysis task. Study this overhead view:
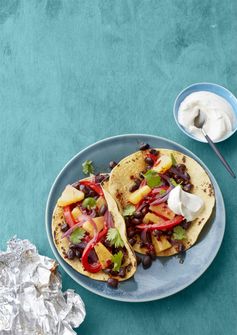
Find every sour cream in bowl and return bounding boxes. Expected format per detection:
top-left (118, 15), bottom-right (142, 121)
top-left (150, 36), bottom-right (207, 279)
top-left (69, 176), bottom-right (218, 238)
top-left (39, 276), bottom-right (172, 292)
top-left (173, 83), bottom-right (237, 143)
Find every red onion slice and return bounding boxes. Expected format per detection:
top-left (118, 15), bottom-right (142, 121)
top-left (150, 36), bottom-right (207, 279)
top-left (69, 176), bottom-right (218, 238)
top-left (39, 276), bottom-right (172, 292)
top-left (151, 186), bottom-right (168, 194)
top-left (104, 210), bottom-right (114, 228)
top-left (150, 193), bottom-right (170, 205)
top-left (90, 209), bottom-right (97, 218)
top-left (62, 221), bottom-right (85, 239)
top-left (136, 201), bottom-right (148, 212)
top-left (160, 174), bottom-right (174, 186)
top-left (62, 214), bottom-right (98, 239)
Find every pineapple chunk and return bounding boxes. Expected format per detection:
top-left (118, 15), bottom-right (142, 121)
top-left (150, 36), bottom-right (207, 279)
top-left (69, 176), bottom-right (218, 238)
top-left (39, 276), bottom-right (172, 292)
top-left (94, 242), bottom-right (113, 269)
top-left (150, 203), bottom-right (175, 220)
top-left (83, 216), bottom-right (104, 236)
top-left (143, 212), bottom-right (164, 224)
top-left (152, 155), bottom-right (172, 174)
top-left (128, 185), bottom-right (151, 205)
top-left (96, 196), bottom-right (106, 210)
top-left (151, 234), bottom-right (172, 253)
top-left (57, 185), bottom-right (84, 206)
top-left (71, 206), bottom-right (82, 220)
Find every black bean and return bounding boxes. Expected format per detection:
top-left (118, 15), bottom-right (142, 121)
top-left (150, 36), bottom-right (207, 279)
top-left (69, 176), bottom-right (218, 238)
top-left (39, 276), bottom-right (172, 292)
top-left (103, 268), bottom-right (111, 275)
top-left (183, 184), bottom-right (193, 192)
top-left (142, 255), bottom-right (152, 269)
top-left (70, 242), bottom-right (87, 250)
top-left (67, 248), bottom-right (75, 260)
top-left (75, 249), bottom-right (82, 258)
top-left (145, 157), bottom-right (154, 165)
top-left (127, 229), bottom-right (136, 238)
top-left (129, 184), bottom-right (139, 192)
top-left (99, 204), bottom-right (107, 216)
top-left (125, 216), bottom-right (131, 226)
top-left (107, 278), bottom-right (118, 288)
top-left (176, 164), bottom-right (186, 171)
top-left (95, 174), bottom-right (105, 183)
top-left (141, 205), bottom-right (149, 215)
top-left (109, 161), bottom-right (117, 169)
top-left (139, 143), bottom-right (150, 151)
top-left (88, 189), bottom-right (97, 197)
top-left (129, 238), bottom-right (136, 246)
top-left (181, 220), bottom-right (191, 230)
top-left (139, 172), bottom-right (145, 179)
top-left (148, 249), bottom-right (156, 260)
top-left (61, 223), bottom-right (69, 232)
top-left (80, 185), bottom-right (90, 197)
top-left (149, 149), bottom-right (159, 156)
top-left (136, 255), bottom-right (142, 265)
top-left (133, 211), bottom-right (143, 219)
top-left (139, 241), bottom-right (146, 248)
top-left (103, 239), bottom-right (112, 248)
top-left (183, 172), bottom-right (190, 180)
top-left (118, 267), bottom-right (126, 278)
top-left (131, 218), bottom-right (141, 225)
top-left (109, 270), bottom-right (118, 276)
top-left (134, 178), bottom-right (141, 186)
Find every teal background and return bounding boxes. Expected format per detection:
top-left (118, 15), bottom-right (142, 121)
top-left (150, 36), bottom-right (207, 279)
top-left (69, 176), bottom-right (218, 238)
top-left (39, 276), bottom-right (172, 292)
top-left (1, 1), bottom-right (236, 334)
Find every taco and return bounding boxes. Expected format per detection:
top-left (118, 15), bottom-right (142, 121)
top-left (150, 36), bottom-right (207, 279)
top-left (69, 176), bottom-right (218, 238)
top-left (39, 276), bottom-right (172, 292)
top-left (52, 174), bottom-right (136, 287)
top-left (108, 147), bottom-right (215, 259)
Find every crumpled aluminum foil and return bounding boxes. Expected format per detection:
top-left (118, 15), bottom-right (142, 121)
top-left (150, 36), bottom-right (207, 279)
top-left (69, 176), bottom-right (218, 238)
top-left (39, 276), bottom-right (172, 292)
top-left (0, 238), bottom-right (86, 335)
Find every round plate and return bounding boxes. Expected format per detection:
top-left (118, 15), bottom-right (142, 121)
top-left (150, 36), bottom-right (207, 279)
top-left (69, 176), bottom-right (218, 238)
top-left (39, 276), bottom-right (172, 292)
top-left (45, 134), bottom-right (225, 302)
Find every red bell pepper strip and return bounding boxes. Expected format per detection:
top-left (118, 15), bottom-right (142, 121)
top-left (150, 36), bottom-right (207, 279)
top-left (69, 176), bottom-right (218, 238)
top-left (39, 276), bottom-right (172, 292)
top-left (136, 215), bottom-right (184, 231)
top-left (97, 225), bottom-right (108, 241)
top-left (79, 180), bottom-right (104, 196)
top-left (63, 206), bottom-right (76, 228)
top-left (93, 211), bottom-right (110, 243)
top-left (81, 239), bottom-right (102, 273)
top-left (80, 209), bottom-right (114, 273)
top-left (81, 217), bottom-right (102, 273)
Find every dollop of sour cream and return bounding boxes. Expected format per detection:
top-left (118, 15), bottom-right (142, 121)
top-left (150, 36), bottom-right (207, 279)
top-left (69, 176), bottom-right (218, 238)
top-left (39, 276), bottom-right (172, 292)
top-left (168, 186), bottom-right (204, 222)
top-left (178, 91), bottom-right (236, 142)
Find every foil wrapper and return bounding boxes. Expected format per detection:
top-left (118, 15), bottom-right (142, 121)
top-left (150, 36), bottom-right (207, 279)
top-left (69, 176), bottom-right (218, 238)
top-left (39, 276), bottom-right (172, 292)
top-left (0, 238), bottom-right (86, 335)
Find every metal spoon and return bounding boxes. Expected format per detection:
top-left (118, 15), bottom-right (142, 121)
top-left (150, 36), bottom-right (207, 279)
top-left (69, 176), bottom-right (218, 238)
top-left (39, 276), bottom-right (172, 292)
top-left (194, 109), bottom-right (236, 178)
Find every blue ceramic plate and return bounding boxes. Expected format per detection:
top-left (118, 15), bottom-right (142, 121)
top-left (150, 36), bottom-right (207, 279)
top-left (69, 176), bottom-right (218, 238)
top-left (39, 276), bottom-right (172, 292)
top-left (45, 134), bottom-right (225, 302)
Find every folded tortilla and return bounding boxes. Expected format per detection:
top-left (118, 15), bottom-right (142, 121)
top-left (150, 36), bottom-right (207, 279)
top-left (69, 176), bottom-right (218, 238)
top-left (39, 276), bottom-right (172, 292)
top-left (108, 149), bottom-right (215, 256)
top-left (52, 178), bottom-right (136, 281)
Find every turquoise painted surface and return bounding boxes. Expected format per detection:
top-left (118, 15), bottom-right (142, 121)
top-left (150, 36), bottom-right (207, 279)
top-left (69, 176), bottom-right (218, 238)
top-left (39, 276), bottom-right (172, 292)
top-left (0, 1), bottom-right (237, 334)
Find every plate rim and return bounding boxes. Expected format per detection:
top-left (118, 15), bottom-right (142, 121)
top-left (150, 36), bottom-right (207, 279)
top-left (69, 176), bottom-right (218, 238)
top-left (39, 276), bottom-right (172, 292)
top-left (45, 133), bottom-right (226, 302)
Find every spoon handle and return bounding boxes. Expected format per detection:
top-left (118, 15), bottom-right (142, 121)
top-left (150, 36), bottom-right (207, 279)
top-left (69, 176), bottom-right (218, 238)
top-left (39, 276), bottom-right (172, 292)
top-left (202, 129), bottom-right (236, 178)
